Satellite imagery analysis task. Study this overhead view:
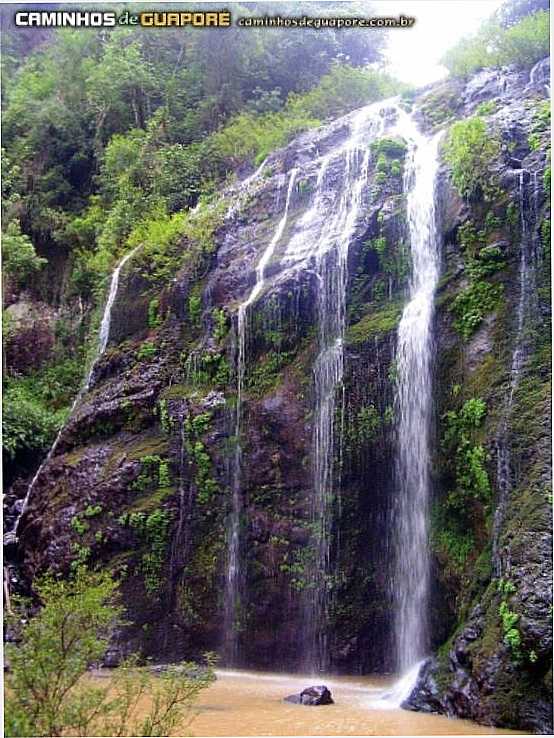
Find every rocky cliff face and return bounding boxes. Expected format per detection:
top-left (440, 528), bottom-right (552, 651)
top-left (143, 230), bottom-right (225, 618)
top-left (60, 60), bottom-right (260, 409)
top-left (5, 62), bottom-right (552, 732)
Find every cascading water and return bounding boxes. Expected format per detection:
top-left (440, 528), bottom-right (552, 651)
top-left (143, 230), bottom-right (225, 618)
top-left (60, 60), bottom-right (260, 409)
top-left (286, 104), bottom-right (391, 672)
top-left (367, 117), bottom-right (443, 710)
top-left (4, 248), bottom-right (138, 546)
top-left (223, 169), bottom-right (298, 664)
top-left (391, 123), bottom-right (443, 678)
top-left (86, 246), bottom-right (140, 387)
top-left (492, 169), bottom-right (541, 575)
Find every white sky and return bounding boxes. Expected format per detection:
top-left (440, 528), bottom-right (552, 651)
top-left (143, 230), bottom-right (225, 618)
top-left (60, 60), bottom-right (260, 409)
top-left (374, 0), bottom-right (505, 86)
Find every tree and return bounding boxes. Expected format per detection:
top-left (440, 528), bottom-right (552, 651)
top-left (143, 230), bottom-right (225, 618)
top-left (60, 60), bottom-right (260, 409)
top-left (5, 569), bottom-right (216, 737)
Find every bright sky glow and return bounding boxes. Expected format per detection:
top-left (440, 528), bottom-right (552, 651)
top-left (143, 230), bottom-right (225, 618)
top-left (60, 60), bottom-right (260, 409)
top-left (374, 0), bottom-right (505, 86)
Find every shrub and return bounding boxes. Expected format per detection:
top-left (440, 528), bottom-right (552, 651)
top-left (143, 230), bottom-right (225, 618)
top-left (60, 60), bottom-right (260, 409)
top-left (442, 397), bottom-right (491, 510)
top-left (2, 384), bottom-right (65, 460)
top-left (442, 10), bottom-right (550, 77)
top-left (5, 569), bottom-right (121, 737)
top-left (496, 10), bottom-right (550, 67)
top-left (443, 117), bottom-right (501, 201)
top-left (5, 569), bottom-right (216, 737)
top-left (2, 222), bottom-right (47, 288)
top-left (451, 279), bottom-right (503, 339)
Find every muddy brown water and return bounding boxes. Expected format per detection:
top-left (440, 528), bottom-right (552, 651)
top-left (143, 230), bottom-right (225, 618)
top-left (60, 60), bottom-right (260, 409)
top-left (92, 668), bottom-right (524, 736)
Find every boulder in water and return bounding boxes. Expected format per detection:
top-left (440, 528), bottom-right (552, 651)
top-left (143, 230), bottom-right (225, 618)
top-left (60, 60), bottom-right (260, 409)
top-left (284, 685), bottom-right (333, 705)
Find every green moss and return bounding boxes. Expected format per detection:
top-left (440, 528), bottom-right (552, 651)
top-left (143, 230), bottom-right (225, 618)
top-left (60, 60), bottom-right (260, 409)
top-left (159, 384), bottom-right (192, 400)
top-left (125, 486), bottom-right (175, 514)
top-left (346, 304), bottom-right (401, 344)
top-left (475, 100), bottom-right (497, 116)
top-left (137, 341), bottom-right (157, 360)
top-left (246, 351), bottom-right (293, 397)
top-left (126, 435), bottom-right (168, 461)
top-left (418, 86), bottom-right (460, 127)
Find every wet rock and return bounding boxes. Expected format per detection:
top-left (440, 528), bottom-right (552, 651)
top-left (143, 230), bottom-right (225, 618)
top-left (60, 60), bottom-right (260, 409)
top-left (528, 57), bottom-right (550, 91)
top-left (284, 685), bottom-right (333, 705)
top-left (149, 663), bottom-right (213, 680)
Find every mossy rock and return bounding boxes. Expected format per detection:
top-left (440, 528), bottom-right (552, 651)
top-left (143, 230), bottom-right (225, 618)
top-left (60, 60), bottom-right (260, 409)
top-left (126, 485), bottom-right (176, 514)
top-left (346, 304), bottom-right (402, 345)
top-left (125, 434), bottom-right (169, 461)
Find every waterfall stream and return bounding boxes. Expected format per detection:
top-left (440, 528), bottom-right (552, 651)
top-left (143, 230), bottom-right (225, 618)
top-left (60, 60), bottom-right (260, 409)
top-left (299, 105), bottom-right (387, 672)
top-left (391, 122), bottom-right (443, 676)
top-left (223, 169), bottom-right (298, 664)
top-left (366, 116), bottom-right (444, 708)
top-left (4, 248), bottom-right (138, 546)
top-left (492, 170), bottom-right (541, 575)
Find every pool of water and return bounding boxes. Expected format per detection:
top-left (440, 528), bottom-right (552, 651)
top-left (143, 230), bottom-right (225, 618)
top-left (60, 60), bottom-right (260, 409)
top-left (187, 668), bottom-right (520, 736)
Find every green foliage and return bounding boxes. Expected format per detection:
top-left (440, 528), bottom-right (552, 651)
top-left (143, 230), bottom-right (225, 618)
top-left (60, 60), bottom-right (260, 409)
top-left (71, 517), bottom-right (89, 535)
top-left (433, 528), bottom-right (475, 570)
top-left (346, 404), bottom-right (383, 449)
top-left (288, 64), bottom-right (407, 121)
top-left (499, 599), bottom-right (522, 660)
top-left (129, 509), bottom-right (172, 596)
top-left (188, 291), bottom-right (202, 328)
top-left (442, 10), bottom-right (550, 77)
top-left (541, 218), bottom-right (551, 250)
top-left (147, 298), bottom-right (161, 329)
top-left (451, 279), bottom-right (503, 339)
top-left (212, 308), bottom-right (228, 342)
top-left (475, 100), bottom-right (497, 116)
top-left (528, 132), bottom-right (541, 151)
top-left (2, 383), bottom-right (67, 460)
top-left (186, 351), bottom-right (230, 389)
top-left (357, 405), bottom-right (380, 440)
top-left (442, 397), bottom-right (491, 510)
top-left (497, 577), bottom-right (517, 595)
top-left (137, 341), bottom-right (157, 361)
top-left (450, 218), bottom-right (505, 338)
top-left (132, 455), bottom-right (171, 495)
top-left (84, 504), bottom-right (103, 517)
top-left (158, 461), bottom-right (171, 489)
top-left (443, 117), bottom-right (501, 201)
top-left (4, 568), bottom-right (121, 738)
top-left (247, 351), bottom-right (292, 397)
top-left (158, 399), bottom-right (171, 434)
top-left (529, 101), bottom-right (551, 151)
top-left (370, 137), bottom-right (407, 158)
top-left (4, 568), bottom-right (215, 737)
top-left (184, 412), bottom-right (218, 505)
top-left (2, 221), bottom-right (47, 287)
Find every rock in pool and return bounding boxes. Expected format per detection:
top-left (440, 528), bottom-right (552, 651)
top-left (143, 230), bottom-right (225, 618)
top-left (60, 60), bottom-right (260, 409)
top-left (284, 685), bottom-right (334, 706)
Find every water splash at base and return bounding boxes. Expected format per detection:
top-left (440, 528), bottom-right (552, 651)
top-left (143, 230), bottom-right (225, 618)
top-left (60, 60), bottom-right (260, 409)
top-left (366, 661), bottom-right (425, 710)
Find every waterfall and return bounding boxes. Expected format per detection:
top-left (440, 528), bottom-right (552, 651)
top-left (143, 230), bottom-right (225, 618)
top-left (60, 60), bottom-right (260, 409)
top-left (223, 169), bottom-right (298, 664)
top-left (4, 248), bottom-right (138, 546)
top-left (296, 105), bottom-right (388, 672)
top-left (87, 246), bottom-right (140, 384)
top-left (391, 120), bottom-right (443, 676)
top-left (492, 170), bottom-right (541, 575)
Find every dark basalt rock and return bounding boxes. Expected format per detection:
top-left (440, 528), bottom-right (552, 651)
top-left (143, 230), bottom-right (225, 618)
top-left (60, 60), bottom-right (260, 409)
top-left (284, 685), bottom-right (333, 706)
